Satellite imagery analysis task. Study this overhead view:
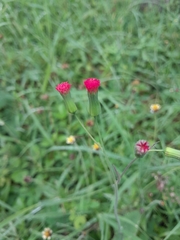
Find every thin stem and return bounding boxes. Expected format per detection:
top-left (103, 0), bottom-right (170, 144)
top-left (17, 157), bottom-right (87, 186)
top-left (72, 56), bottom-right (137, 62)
top-left (94, 116), bottom-right (113, 182)
top-left (94, 116), bottom-right (106, 154)
top-left (75, 142), bottom-right (89, 186)
top-left (75, 114), bottom-right (111, 184)
top-left (75, 114), bottom-right (99, 145)
top-left (153, 115), bottom-right (157, 140)
top-left (113, 180), bottom-right (123, 240)
top-left (120, 157), bottom-right (137, 180)
top-left (95, 116), bottom-right (123, 238)
top-left (149, 149), bottom-right (164, 152)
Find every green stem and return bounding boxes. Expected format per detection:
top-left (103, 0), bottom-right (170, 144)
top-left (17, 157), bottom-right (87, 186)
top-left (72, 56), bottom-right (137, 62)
top-left (75, 114), bottom-right (99, 145)
top-left (113, 180), bottom-right (123, 240)
top-left (95, 116), bottom-right (122, 237)
top-left (94, 116), bottom-right (112, 168)
top-left (149, 149), bottom-right (164, 152)
top-left (94, 116), bottom-right (113, 183)
top-left (120, 157), bottom-right (137, 180)
top-left (153, 115), bottom-right (157, 140)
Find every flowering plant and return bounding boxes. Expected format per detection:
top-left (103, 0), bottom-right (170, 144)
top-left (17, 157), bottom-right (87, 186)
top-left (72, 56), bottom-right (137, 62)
top-left (55, 78), bottom-right (180, 239)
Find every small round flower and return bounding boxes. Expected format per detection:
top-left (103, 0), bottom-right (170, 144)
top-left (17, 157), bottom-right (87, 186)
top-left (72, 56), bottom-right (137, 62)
top-left (56, 82), bottom-right (71, 95)
top-left (150, 104), bottom-right (161, 113)
top-left (66, 135), bottom-right (76, 144)
top-left (42, 228), bottom-right (53, 240)
top-left (135, 140), bottom-right (150, 157)
top-left (84, 78), bottom-right (100, 93)
top-left (92, 143), bottom-right (100, 151)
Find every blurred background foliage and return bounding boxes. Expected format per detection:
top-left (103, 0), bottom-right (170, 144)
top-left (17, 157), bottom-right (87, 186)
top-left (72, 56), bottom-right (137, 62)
top-left (0, 0), bottom-right (180, 239)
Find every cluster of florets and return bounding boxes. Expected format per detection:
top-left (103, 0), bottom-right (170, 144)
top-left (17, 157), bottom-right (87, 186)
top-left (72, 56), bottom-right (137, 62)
top-left (55, 82), bottom-right (71, 95)
top-left (83, 78), bottom-right (100, 93)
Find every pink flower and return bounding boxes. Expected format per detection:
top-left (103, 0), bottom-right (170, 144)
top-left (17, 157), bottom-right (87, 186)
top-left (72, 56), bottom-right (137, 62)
top-left (55, 81), bottom-right (77, 113)
top-left (56, 82), bottom-right (71, 95)
top-left (135, 140), bottom-right (150, 157)
top-left (84, 78), bottom-right (100, 93)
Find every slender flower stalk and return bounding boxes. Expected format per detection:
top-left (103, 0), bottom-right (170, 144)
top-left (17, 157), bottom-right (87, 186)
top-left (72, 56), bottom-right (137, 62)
top-left (146, 145), bottom-right (180, 159)
top-left (84, 78), bottom-right (101, 117)
top-left (94, 116), bottom-right (121, 236)
top-left (74, 114), bottom-right (100, 145)
top-left (112, 165), bottom-right (123, 239)
top-left (149, 104), bottom-right (161, 140)
top-left (56, 82), bottom-right (77, 114)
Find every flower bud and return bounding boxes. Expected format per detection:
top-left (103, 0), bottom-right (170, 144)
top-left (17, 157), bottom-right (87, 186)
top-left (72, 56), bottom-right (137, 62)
top-left (56, 82), bottom-right (77, 114)
top-left (165, 147), bottom-right (180, 159)
top-left (84, 78), bottom-right (101, 117)
top-left (135, 140), bottom-right (150, 157)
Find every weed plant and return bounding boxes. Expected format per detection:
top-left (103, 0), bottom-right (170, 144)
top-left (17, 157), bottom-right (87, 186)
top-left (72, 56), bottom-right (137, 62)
top-left (0, 0), bottom-right (180, 239)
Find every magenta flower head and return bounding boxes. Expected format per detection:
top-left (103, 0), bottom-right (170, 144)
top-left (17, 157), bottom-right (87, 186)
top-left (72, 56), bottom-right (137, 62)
top-left (56, 82), bottom-right (71, 95)
top-left (56, 82), bottom-right (77, 114)
top-left (135, 140), bottom-right (150, 157)
top-left (84, 78), bottom-right (100, 93)
top-left (84, 78), bottom-right (101, 117)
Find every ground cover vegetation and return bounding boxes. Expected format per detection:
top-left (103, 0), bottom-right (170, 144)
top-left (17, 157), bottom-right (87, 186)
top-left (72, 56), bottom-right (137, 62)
top-left (0, 0), bottom-right (180, 239)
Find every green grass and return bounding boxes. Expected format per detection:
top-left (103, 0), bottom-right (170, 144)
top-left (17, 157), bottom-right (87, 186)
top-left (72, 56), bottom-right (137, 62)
top-left (0, 0), bottom-right (180, 239)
